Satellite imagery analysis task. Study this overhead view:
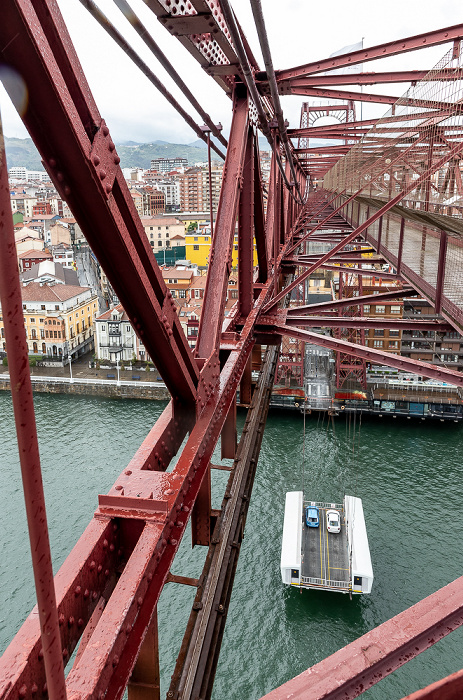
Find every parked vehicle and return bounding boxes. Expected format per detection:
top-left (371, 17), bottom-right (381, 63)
top-left (326, 509), bottom-right (341, 534)
top-left (305, 505), bottom-right (319, 528)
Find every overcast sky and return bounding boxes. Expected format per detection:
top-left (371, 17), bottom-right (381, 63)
top-left (1, 0), bottom-right (462, 144)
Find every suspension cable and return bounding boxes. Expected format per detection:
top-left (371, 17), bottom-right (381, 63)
top-left (219, 0), bottom-right (300, 202)
top-left (113, 0), bottom-right (227, 149)
top-left (78, 0), bottom-right (226, 160)
top-left (249, 0), bottom-right (305, 205)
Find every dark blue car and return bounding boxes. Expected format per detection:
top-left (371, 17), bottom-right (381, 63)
top-left (305, 505), bottom-right (319, 528)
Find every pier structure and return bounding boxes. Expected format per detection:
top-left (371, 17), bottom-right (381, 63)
top-left (2, 3), bottom-right (463, 699)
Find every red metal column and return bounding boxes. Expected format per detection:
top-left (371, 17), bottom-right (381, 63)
top-left (238, 127), bottom-right (255, 318)
top-left (196, 90), bottom-right (249, 360)
top-left (435, 230), bottom-right (448, 314)
top-left (0, 126), bottom-right (66, 699)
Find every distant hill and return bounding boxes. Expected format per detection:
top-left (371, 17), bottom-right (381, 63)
top-left (5, 137), bottom-right (44, 171)
top-left (4, 136), bottom-right (216, 172)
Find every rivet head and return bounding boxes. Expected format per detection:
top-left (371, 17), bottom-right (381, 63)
top-left (125, 470), bottom-right (132, 476)
top-left (49, 158), bottom-right (57, 168)
top-left (19, 685), bottom-right (27, 698)
top-left (164, 488), bottom-right (174, 496)
top-left (93, 155), bottom-right (100, 166)
top-left (102, 125), bottom-right (110, 137)
top-left (99, 169), bottom-right (107, 180)
top-left (105, 183), bottom-right (112, 194)
top-left (56, 171), bottom-right (64, 182)
top-left (108, 140), bottom-right (115, 151)
top-left (114, 155), bottom-right (120, 165)
top-left (75, 585), bottom-right (82, 596)
top-left (115, 484), bottom-right (123, 491)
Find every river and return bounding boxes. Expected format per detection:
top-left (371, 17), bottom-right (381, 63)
top-left (1, 392), bottom-right (462, 699)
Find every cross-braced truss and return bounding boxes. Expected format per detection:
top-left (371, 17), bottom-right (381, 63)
top-left (2, 3), bottom-right (463, 700)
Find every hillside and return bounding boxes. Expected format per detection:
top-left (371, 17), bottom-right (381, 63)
top-left (4, 136), bottom-right (214, 172)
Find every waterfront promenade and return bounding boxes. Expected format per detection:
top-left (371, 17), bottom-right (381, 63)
top-left (0, 353), bottom-right (170, 400)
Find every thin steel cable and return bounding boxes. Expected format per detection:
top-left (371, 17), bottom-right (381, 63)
top-left (78, 0), bottom-right (226, 160)
top-left (113, 0), bottom-right (227, 148)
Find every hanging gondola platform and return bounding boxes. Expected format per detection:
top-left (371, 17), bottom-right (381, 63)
top-left (280, 492), bottom-right (373, 594)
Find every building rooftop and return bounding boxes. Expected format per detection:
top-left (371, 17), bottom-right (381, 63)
top-left (20, 282), bottom-right (91, 302)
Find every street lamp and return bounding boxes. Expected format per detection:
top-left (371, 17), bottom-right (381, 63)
top-left (116, 355), bottom-right (120, 386)
top-left (69, 353), bottom-right (73, 383)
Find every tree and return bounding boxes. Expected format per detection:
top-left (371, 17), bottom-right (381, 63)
top-left (187, 221), bottom-right (198, 231)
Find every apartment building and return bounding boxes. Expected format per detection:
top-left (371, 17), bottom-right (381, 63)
top-left (0, 283), bottom-right (97, 360)
top-left (179, 168), bottom-right (204, 212)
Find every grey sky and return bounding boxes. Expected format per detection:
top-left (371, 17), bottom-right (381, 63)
top-left (1, 0), bottom-right (461, 144)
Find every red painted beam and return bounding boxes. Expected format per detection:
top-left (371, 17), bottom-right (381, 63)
top-left (0, 125), bottom-right (67, 700)
top-left (261, 575), bottom-right (463, 700)
top-left (279, 69), bottom-right (461, 89)
top-left (272, 324), bottom-right (463, 386)
top-left (281, 316), bottom-right (453, 331)
top-left (283, 86), bottom-right (454, 110)
top-left (196, 91), bottom-right (249, 359)
top-left (276, 24), bottom-right (463, 80)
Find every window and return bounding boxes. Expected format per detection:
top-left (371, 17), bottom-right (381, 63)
top-left (373, 340), bottom-right (383, 348)
top-left (166, 232), bottom-right (169, 237)
top-left (158, 241), bottom-right (162, 246)
top-left (390, 305), bottom-right (401, 314)
top-left (42, 343), bottom-right (46, 353)
top-left (41, 305), bottom-right (45, 310)
top-left (179, 289), bottom-right (186, 299)
top-left (55, 305), bottom-right (59, 310)
top-left (30, 318), bottom-right (35, 323)
top-left (101, 325), bottom-right (106, 331)
top-left (195, 289), bottom-right (200, 299)
top-left (45, 330), bottom-right (49, 338)
top-left (375, 305), bottom-right (386, 314)
top-left (54, 331), bottom-right (57, 338)
top-left (389, 330), bottom-right (400, 337)
top-left (363, 305), bottom-right (370, 314)
top-left (193, 245), bottom-right (199, 250)
top-left (374, 329), bottom-right (384, 336)
top-left (31, 329), bottom-right (37, 339)
top-left (389, 341), bottom-right (399, 348)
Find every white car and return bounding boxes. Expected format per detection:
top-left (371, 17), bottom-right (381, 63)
top-left (326, 509), bottom-right (341, 534)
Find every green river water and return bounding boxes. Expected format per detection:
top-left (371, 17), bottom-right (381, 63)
top-left (1, 391), bottom-right (463, 699)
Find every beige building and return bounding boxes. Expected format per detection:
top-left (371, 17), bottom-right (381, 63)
top-left (141, 216), bottom-right (185, 252)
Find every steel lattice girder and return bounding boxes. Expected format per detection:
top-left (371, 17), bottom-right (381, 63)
top-left (269, 324), bottom-right (463, 386)
top-left (261, 575), bottom-right (463, 700)
top-left (276, 24), bottom-right (463, 81)
top-left (2, 2), bottom-right (463, 700)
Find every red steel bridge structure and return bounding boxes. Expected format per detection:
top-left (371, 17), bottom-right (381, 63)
top-left (1, 2), bottom-right (463, 699)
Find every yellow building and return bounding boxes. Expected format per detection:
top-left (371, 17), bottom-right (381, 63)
top-left (186, 234), bottom-right (258, 268)
top-left (0, 282), bottom-right (98, 361)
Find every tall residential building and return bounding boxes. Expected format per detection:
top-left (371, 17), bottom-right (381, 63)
top-left (202, 166), bottom-right (223, 215)
top-left (154, 178), bottom-right (181, 212)
top-left (151, 157), bottom-right (188, 173)
top-left (179, 167), bottom-right (204, 212)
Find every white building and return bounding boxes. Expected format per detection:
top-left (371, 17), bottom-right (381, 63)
top-left (95, 305), bottom-right (149, 363)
